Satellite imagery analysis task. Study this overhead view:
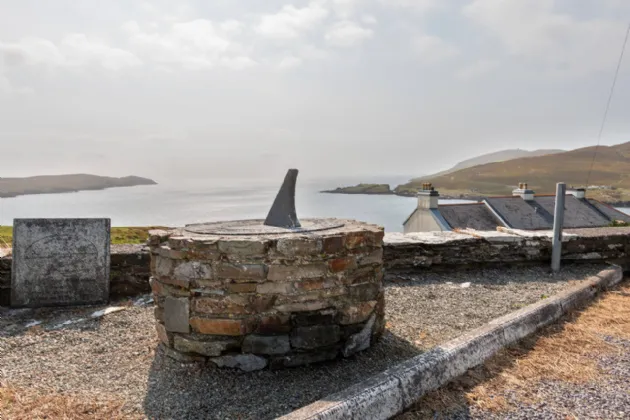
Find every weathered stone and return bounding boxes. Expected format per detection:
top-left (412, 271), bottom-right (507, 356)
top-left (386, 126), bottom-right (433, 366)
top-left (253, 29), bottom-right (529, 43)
top-left (173, 335), bottom-right (239, 357)
top-left (272, 347), bottom-right (339, 368)
top-left (217, 263), bottom-right (266, 281)
top-left (226, 282), bottom-right (258, 293)
top-left (322, 235), bottom-right (344, 254)
top-left (174, 261), bottom-right (212, 281)
top-left (358, 248), bottom-right (383, 266)
top-left (342, 266), bottom-right (379, 285)
top-left (344, 232), bottom-right (368, 249)
top-left (160, 343), bottom-right (205, 363)
top-left (190, 317), bottom-right (246, 336)
top-left (150, 277), bottom-right (190, 297)
top-left (242, 334), bottom-right (291, 355)
top-left (148, 229), bottom-right (170, 246)
top-left (276, 237), bottom-right (322, 257)
top-left (156, 322), bottom-right (172, 346)
top-left (329, 256), bottom-right (358, 273)
top-left (10, 218), bottom-right (110, 308)
top-left (291, 325), bottom-right (341, 349)
top-left (155, 256), bottom-right (174, 277)
top-left (164, 296), bottom-right (190, 333)
top-left (267, 264), bottom-right (328, 281)
top-left (275, 300), bottom-right (333, 313)
top-left (257, 282), bottom-right (295, 294)
top-left (193, 297), bottom-right (251, 315)
top-left (291, 308), bottom-right (337, 326)
top-left (293, 278), bottom-right (337, 292)
top-left (339, 301), bottom-right (377, 325)
top-left (347, 282), bottom-right (381, 301)
top-left (343, 314), bottom-right (375, 357)
top-left (256, 314), bottom-right (291, 334)
top-left (218, 240), bottom-right (268, 257)
top-left (210, 354), bottom-right (268, 372)
top-left (154, 306), bottom-right (164, 323)
top-left (275, 287), bottom-right (345, 305)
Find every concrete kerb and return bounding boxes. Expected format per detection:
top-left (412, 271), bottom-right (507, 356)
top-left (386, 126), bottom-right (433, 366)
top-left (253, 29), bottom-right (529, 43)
top-left (278, 265), bottom-right (624, 420)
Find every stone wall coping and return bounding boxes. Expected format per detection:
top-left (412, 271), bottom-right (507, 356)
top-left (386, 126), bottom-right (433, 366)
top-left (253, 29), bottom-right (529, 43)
top-left (0, 243), bottom-right (148, 260)
top-left (279, 265), bottom-right (624, 420)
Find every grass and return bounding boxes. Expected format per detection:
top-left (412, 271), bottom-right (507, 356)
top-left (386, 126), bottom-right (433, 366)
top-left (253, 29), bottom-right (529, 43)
top-left (0, 226), bottom-right (167, 246)
top-left (402, 281), bottom-right (630, 418)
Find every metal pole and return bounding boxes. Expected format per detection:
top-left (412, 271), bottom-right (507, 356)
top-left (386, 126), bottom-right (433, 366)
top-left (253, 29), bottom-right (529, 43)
top-left (551, 182), bottom-right (566, 272)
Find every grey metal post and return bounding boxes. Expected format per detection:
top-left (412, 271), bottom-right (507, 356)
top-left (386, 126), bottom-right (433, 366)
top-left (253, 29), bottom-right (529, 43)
top-left (551, 182), bottom-right (566, 272)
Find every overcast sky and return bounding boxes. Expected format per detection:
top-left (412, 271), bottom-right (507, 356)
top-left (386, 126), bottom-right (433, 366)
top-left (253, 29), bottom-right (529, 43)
top-left (0, 0), bottom-right (629, 183)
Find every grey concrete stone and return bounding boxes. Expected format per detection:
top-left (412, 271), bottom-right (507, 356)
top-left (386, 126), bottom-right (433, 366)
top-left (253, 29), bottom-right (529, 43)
top-left (342, 314), bottom-right (375, 357)
top-left (210, 354), bottom-right (268, 372)
top-left (164, 296), bottom-right (190, 333)
top-left (242, 334), bottom-right (291, 355)
top-left (291, 325), bottom-right (341, 349)
top-left (11, 218), bottom-right (111, 308)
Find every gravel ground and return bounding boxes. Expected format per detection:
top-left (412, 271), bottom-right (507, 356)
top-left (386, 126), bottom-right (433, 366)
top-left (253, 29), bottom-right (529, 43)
top-left (0, 264), bottom-right (609, 419)
top-left (399, 279), bottom-right (630, 420)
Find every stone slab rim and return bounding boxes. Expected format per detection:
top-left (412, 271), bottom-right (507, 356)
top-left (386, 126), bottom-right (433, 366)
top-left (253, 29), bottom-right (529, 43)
top-left (184, 218), bottom-right (345, 236)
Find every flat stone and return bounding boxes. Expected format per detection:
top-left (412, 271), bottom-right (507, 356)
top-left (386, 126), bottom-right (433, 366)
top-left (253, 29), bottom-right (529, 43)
top-left (358, 248), bottom-right (383, 266)
top-left (322, 235), bottom-right (344, 254)
top-left (242, 334), bottom-right (291, 355)
top-left (267, 264), bottom-right (328, 281)
top-left (174, 261), bottom-right (212, 281)
top-left (275, 300), bottom-right (332, 313)
top-left (150, 277), bottom-right (190, 298)
top-left (290, 308), bottom-right (337, 326)
top-left (173, 336), bottom-right (239, 357)
top-left (342, 314), bottom-right (376, 357)
top-left (257, 282), bottom-right (295, 294)
top-left (347, 282), bottom-right (381, 301)
top-left (217, 263), bottom-right (266, 282)
top-left (161, 343), bottom-right (205, 363)
top-left (226, 282), bottom-right (258, 293)
top-left (189, 317), bottom-right (246, 336)
top-left (155, 322), bottom-right (172, 346)
top-left (329, 256), bottom-right (358, 273)
top-left (291, 324), bottom-right (341, 350)
top-left (10, 218), bottom-right (110, 308)
top-left (164, 296), bottom-right (190, 333)
top-left (276, 237), bottom-right (322, 257)
top-left (154, 256), bottom-right (174, 277)
top-left (210, 354), bottom-right (268, 372)
top-left (293, 278), bottom-right (337, 292)
top-left (339, 301), bottom-right (377, 325)
top-left (218, 240), bottom-right (268, 256)
top-left (193, 297), bottom-right (251, 315)
top-left (256, 314), bottom-right (291, 334)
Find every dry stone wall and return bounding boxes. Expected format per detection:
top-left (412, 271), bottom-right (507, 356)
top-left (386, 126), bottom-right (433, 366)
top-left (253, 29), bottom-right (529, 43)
top-left (148, 221), bottom-right (385, 370)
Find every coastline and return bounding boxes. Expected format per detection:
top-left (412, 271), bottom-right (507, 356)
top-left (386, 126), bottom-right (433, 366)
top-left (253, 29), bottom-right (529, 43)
top-left (0, 183), bottom-right (157, 199)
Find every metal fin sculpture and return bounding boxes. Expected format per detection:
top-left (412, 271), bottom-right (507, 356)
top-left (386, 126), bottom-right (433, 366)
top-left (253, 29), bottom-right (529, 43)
top-left (264, 169), bottom-right (301, 228)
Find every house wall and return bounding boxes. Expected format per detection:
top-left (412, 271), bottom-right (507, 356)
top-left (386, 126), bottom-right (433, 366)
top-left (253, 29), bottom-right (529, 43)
top-left (403, 210), bottom-right (445, 234)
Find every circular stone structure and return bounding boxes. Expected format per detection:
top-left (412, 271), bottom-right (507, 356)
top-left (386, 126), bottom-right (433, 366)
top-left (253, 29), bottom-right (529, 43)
top-left (148, 218), bottom-right (385, 371)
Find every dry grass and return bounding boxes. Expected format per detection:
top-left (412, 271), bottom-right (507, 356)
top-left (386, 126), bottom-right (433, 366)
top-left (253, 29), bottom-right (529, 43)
top-left (0, 383), bottom-right (140, 420)
top-left (404, 282), bottom-right (630, 418)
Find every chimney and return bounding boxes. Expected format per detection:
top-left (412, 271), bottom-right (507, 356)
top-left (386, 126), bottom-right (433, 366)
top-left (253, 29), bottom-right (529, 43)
top-left (512, 182), bottom-right (535, 200)
top-left (418, 182), bottom-right (439, 209)
top-left (568, 187), bottom-right (586, 199)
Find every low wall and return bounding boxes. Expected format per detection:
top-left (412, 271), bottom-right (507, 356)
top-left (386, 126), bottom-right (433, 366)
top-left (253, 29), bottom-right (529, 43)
top-left (0, 244), bottom-right (150, 307)
top-left (1, 227), bottom-right (629, 307)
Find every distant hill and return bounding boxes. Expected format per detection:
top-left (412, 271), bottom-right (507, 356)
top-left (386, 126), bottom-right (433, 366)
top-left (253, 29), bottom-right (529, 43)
top-left (395, 142), bottom-right (630, 204)
top-left (414, 148), bottom-right (565, 180)
top-left (322, 183), bottom-right (393, 195)
top-left (0, 174), bottom-right (157, 198)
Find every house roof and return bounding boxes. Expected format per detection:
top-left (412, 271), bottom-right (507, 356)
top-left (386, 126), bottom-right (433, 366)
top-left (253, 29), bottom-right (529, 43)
top-left (587, 199), bottom-right (630, 223)
top-left (438, 203), bottom-right (503, 231)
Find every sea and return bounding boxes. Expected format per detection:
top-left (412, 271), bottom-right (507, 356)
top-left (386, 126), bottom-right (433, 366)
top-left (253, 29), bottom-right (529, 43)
top-left (1, 175), bottom-right (628, 233)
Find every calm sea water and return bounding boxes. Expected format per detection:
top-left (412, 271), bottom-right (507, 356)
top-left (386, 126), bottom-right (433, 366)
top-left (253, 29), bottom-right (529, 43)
top-left (1, 177), bottom-right (628, 233)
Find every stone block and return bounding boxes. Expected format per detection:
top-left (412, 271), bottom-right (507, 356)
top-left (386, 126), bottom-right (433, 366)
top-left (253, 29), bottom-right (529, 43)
top-left (11, 218), bottom-right (110, 308)
top-left (256, 314), bottom-right (292, 334)
top-left (339, 301), bottom-right (377, 325)
top-left (160, 343), bottom-right (205, 363)
top-left (226, 282), bottom-right (258, 293)
top-left (358, 248), bottom-right (383, 266)
top-left (193, 296), bottom-right (251, 315)
top-left (174, 261), bottom-right (212, 281)
top-left (293, 278), bottom-right (337, 292)
top-left (267, 264), bottom-right (329, 281)
top-left (291, 325), bottom-right (341, 349)
top-left (155, 322), bottom-right (172, 346)
top-left (291, 308), bottom-right (337, 326)
top-left (217, 263), bottom-right (266, 282)
top-left (257, 281), bottom-right (295, 294)
top-left (275, 300), bottom-right (333, 313)
top-left (276, 237), bottom-right (322, 257)
top-left (242, 334), bottom-right (291, 355)
top-left (348, 282), bottom-right (381, 301)
top-left (150, 277), bottom-right (189, 298)
top-left (164, 296), bottom-right (190, 333)
top-left (218, 240), bottom-right (268, 257)
top-left (210, 354), bottom-right (268, 372)
top-left (342, 314), bottom-right (375, 357)
top-left (329, 257), bottom-right (358, 273)
top-left (154, 256), bottom-right (174, 277)
top-left (322, 235), bottom-right (344, 254)
top-left (344, 232), bottom-right (368, 250)
top-left (154, 306), bottom-right (164, 323)
top-left (190, 317), bottom-right (247, 336)
top-left (173, 335), bottom-right (239, 357)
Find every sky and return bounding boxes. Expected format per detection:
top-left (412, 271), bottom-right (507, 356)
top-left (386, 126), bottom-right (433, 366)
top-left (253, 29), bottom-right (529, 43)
top-left (0, 0), bottom-right (629, 184)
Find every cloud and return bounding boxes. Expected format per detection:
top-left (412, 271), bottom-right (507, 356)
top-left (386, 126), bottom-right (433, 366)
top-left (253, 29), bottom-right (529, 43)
top-left (361, 15), bottom-right (378, 25)
top-left (0, 35), bottom-right (141, 71)
top-left (325, 20), bottom-right (373, 47)
top-left (256, 2), bottom-right (329, 39)
top-left (125, 19), bottom-right (253, 70)
top-left (380, 0), bottom-right (440, 14)
top-left (456, 59), bottom-right (499, 79)
top-left (413, 35), bottom-right (459, 63)
top-left (278, 55), bottom-right (303, 70)
top-left (463, 0), bottom-right (627, 76)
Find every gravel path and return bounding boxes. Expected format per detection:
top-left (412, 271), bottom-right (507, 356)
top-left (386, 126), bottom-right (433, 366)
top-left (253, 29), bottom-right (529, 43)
top-left (399, 279), bottom-right (630, 420)
top-left (0, 264), bottom-right (608, 419)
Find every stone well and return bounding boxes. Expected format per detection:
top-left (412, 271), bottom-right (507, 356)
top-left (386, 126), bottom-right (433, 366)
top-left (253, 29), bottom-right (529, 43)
top-left (148, 219), bottom-right (385, 370)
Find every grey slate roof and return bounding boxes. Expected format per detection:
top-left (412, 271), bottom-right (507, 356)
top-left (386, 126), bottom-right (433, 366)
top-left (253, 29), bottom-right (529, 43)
top-left (587, 199), bottom-right (630, 223)
top-left (438, 203), bottom-right (502, 231)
